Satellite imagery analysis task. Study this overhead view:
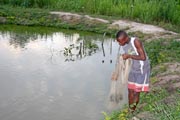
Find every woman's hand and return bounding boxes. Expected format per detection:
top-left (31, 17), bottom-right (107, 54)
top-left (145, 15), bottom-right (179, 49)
top-left (122, 54), bottom-right (131, 60)
top-left (111, 72), bottom-right (118, 81)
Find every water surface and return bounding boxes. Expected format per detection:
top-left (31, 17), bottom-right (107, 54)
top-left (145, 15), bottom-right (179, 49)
top-left (0, 25), bottom-right (127, 120)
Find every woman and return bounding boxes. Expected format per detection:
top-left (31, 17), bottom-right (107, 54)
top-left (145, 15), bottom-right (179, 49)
top-left (116, 30), bottom-right (151, 112)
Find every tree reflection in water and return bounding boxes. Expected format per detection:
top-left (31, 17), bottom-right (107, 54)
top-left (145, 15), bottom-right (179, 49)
top-left (0, 25), bottom-right (114, 62)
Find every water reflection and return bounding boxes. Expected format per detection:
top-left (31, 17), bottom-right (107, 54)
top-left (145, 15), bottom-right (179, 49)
top-left (0, 25), bottom-right (105, 62)
top-left (0, 25), bottom-right (127, 120)
top-left (61, 39), bottom-right (99, 62)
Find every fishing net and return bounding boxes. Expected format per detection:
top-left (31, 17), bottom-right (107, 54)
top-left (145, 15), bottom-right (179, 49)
top-left (108, 50), bottom-right (132, 110)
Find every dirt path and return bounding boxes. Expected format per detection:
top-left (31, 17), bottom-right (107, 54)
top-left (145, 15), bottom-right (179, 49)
top-left (50, 11), bottom-right (179, 40)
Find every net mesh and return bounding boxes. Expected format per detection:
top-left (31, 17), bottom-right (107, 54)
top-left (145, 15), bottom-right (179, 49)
top-left (108, 54), bottom-right (132, 110)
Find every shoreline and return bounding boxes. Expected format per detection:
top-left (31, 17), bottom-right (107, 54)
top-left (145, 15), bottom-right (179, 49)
top-left (0, 6), bottom-right (179, 41)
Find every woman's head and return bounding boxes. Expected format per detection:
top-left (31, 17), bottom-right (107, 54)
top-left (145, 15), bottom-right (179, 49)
top-left (116, 30), bottom-right (129, 46)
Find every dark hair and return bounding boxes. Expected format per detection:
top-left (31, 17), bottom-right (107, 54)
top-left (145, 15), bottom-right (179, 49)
top-left (116, 30), bottom-right (128, 39)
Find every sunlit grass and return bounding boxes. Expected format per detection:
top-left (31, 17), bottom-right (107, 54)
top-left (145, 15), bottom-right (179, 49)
top-left (0, 0), bottom-right (180, 27)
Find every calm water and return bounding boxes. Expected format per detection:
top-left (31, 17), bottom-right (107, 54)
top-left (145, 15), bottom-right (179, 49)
top-left (0, 25), bottom-right (127, 120)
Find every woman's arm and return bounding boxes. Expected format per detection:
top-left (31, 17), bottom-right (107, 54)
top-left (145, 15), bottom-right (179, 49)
top-left (122, 38), bottom-right (146, 61)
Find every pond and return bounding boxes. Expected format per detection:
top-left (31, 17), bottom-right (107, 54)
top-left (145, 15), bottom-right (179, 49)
top-left (0, 25), bottom-right (127, 120)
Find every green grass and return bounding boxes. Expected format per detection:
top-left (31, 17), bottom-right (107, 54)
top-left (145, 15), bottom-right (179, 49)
top-left (0, 0), bottom-right (180, 29)
top-left (152, 99), bottom-right (180, 120)
top-left (0, 0), bottom-right (55, 8)
top-left (0, 5), bottom-right (113, 35)
top-left (140, 88), bottom-right (180, 120)
top-left (103, 88), bottom-right (180, 120)
top-left (145, 39), bottom-right (180, 67)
